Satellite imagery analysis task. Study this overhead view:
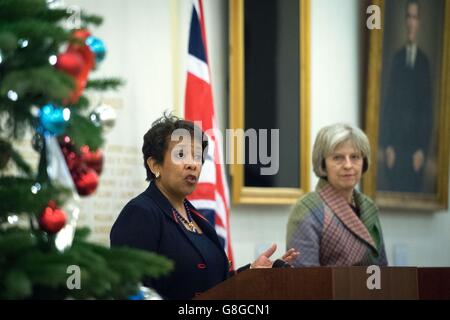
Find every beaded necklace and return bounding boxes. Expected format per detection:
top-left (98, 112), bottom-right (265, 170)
top-left (173, 201), bottom-right (198, 234)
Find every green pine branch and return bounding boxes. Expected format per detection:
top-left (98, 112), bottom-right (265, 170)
top-left (1, 19), bottom-right (70, 46)
top-left (0, 227), bottom-right (173, 299)
top-left (0, 66), bottom-right (75, 104)
top-left (86, 78), bottom-right (124, 91)
top-left (10, 148), bottom-right (33, 178)
top-left (0, 31), bottom-right (18, 55)
top-left (70, 95), bottom-right (90, 110)
top-left (0, 138), bottom-right (33, 177)
top-left (0, 103), bottom-right (35, 141)
top-left (0, 0), bottom-right (49, 22)
top-left (80, 12), bottom-right (103, 27)
top-left (0, 177), bottom-right (71, 220)
top-left (0, 228), bottom-right (36, 257)
top-left (40, 9), bottom-right (71, 23)
top-left (64, 112), bottom-right (104, 151)
top-left (0, 66), bottom-right (75, 140)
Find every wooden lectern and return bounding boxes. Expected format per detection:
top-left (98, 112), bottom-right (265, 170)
top-left (196, 267), bottom-right (450, 300)
top-left (418, 267), bottom-right (450, 299)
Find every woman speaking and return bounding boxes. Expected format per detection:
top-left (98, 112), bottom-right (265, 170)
top-left (111, 114), bottom-right (298, 299)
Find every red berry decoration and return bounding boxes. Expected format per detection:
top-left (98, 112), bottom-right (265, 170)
top-left (80, 145), bottom-right (104, 175)
top-left (39, 201), bottom-right (67, 234)
top-left (73, 167), bottom-right (99, 196)
top-left (59, 136), bottom-right (100, 196)
top-left (59, 136), bottom-right (82, 172)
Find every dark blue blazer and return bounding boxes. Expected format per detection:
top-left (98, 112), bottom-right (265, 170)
top-left (110, 182), bottom-right (231, 300)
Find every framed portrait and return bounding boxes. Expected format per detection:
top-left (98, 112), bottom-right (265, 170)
top-left (228, 0), bottom-right (310, 205)
top-left (364, 0), bottom-right (450, 210)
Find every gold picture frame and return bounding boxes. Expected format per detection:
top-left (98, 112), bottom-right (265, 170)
top-left (363, 0), bottom-right (449, 210)
top-left (229, 0), bottom-right (310, 205)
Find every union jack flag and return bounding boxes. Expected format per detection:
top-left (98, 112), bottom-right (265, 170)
top-left (184, 0), bottom-right (234, 266)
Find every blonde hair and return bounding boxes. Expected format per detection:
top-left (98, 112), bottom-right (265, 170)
top-left (312, 123), bottom-right (371, 178)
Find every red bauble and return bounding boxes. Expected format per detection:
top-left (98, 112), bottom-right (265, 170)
top-left (55, 51), bottom-right (84, 77)
top-left (58, 136), bottom-right (100, 197)
top-left (39, 201), bottom-right (67, 234)
top-left (59, 136), bottom-right (82, 172)
top-left (59, 29), bottom-right (95, 104)
top-left (73, 167), bottom-right (99, 196)
top-left (65, 150), bottom-right (82, 172)
top-left (80, 145), bottom-right (104, 175)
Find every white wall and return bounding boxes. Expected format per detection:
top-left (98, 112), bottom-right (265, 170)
top-left (64, 0), bottom-right (450, 267)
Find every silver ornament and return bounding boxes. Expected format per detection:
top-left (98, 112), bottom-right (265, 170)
top-left (89, 103), bottom-right (116, 132)
top-left (139, 286), bottom-right (163, 300)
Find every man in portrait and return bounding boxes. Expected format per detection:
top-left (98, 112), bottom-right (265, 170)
top-left (378, 0), bottom-right (433, 193)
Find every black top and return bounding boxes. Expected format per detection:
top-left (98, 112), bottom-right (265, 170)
top-left (110, 182), bottom-right (229, 299)
top-left (184, 231), bottom-right (226, 290)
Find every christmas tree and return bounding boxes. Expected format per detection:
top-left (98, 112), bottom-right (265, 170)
top-left (0, 0), bottom-right (172, 299)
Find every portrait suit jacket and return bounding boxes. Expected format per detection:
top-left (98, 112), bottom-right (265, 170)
top-left (110, 182), bottom-right (231, 300)
top-left (286, 179), bottom-right (388, 267)
top-left (378, 45), bottom-right (433, 192)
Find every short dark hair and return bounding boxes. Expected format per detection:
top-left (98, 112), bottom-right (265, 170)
top-left (142, 113), bottom-right (208, 181)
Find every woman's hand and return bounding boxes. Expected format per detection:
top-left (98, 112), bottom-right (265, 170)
top-left (281, 247), bottom-right (300, 265)
top-left (250, 244), bottom-right (300, 269)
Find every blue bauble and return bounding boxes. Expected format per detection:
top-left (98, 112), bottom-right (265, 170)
top-left (39, 104), bottom-right (69, 135)
top-left (85, 36), bottom-right (106, 64)
top-left (128, 286), bottom-right (162, 300)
